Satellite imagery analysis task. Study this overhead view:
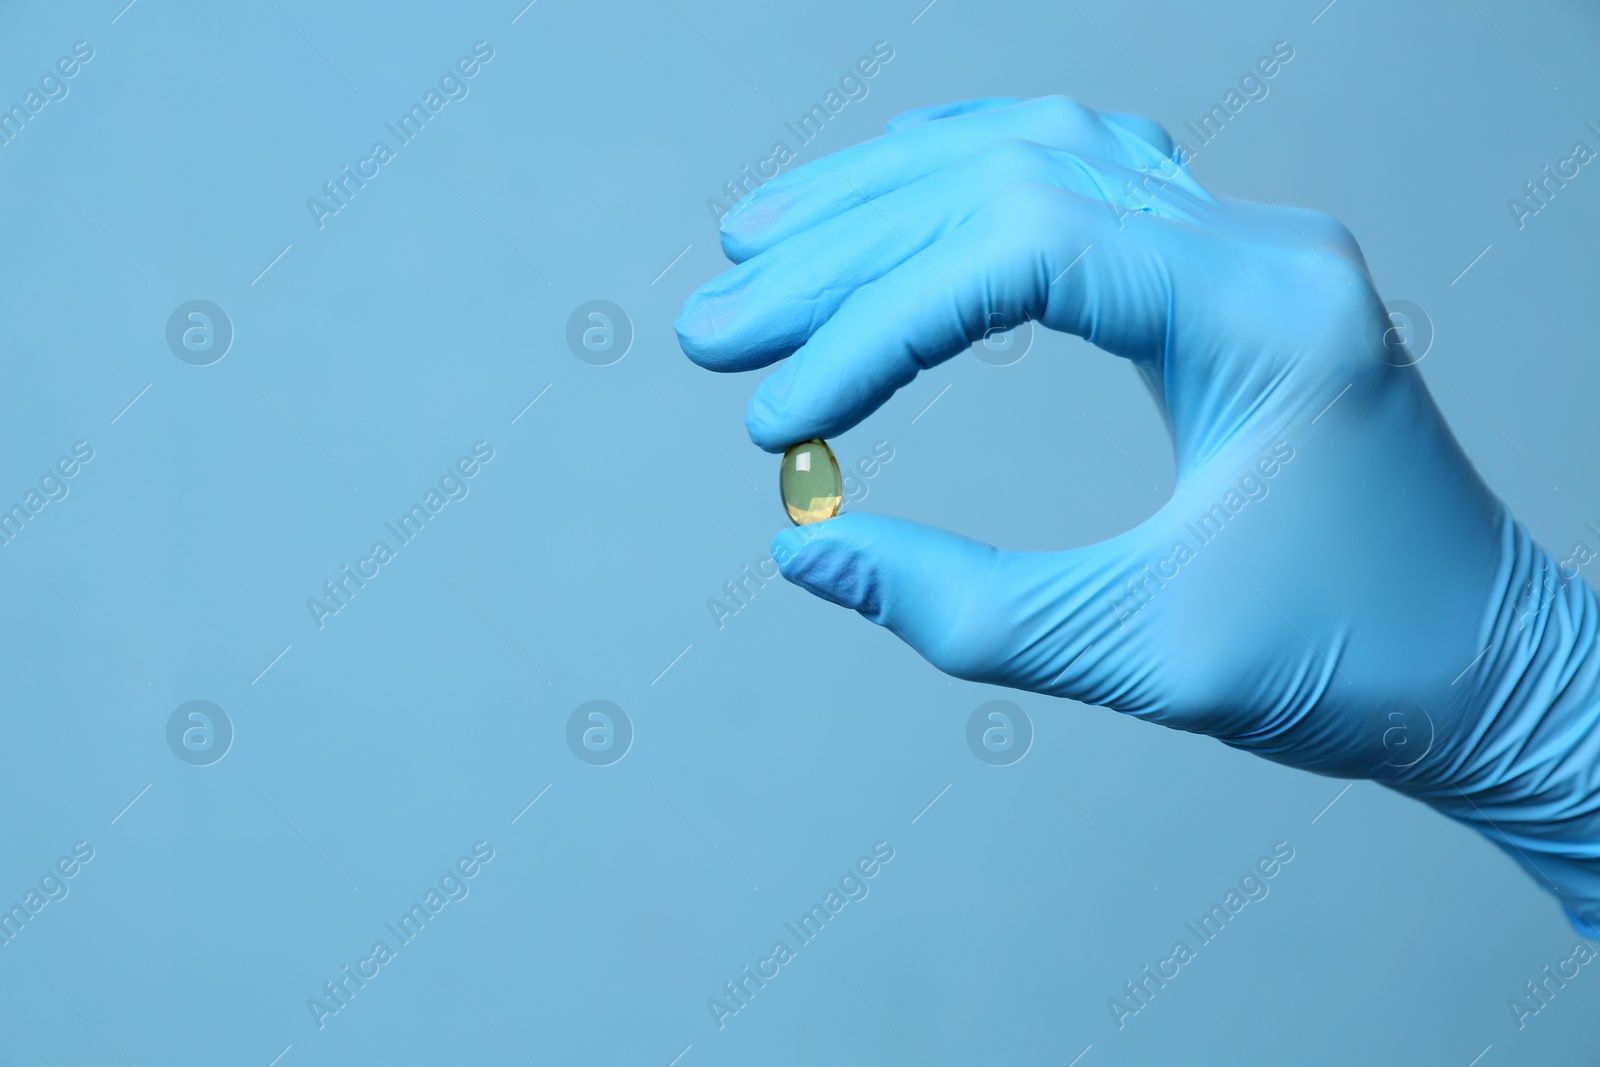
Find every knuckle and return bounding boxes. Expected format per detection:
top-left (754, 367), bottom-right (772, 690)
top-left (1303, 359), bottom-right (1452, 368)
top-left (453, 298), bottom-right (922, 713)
top-left (1026, 94), bottom-right (1097, 136)
top-left (1272, 248), bottom-right (1386, 355)
top-left (1137, 121), bottom-right (1176, 155)
top-left (1106, 110), bottom-right (1177, 154)
top-left (984, 137), bottom-right (1056, 180)
top-left (1295, 207), bottom-right (1361, 258)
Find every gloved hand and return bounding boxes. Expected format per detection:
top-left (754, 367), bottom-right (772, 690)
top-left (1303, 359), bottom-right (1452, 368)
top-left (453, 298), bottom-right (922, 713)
top-left (675, 96), bottom-right (1600, 930)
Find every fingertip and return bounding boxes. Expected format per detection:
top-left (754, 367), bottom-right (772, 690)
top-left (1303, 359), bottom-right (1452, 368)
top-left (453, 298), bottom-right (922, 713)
top-left (769, 513), bottom-right (872, 608)
top-left (719, 185), bottom-right (794, 262)
top-left (673, 296), bottom-right (727, 369)
top-left (769, 524), bottom-right (817, 575)
top-left (744, 373), bottom-right (798, 452)
top-left (747, 387), bottom-right (846, 453)
top-left (770, 512), bottom-right (887, 569)
top-left (718, 224), bottom-right (759, 265)
top-left (678, 286), bottom-right (799, 372)
top-left (745, 421), bottom-right (791, 454)
top-left (770, 521), bottom-right (828, 603)
top-left (742, 319), bottom-right (903, 451)
top-left (767, 513), bottom-right (997, 647)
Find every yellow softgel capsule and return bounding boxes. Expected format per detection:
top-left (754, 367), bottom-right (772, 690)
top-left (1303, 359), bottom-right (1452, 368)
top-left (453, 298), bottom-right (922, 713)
top-left (779, 439), bottom-right (843, 525)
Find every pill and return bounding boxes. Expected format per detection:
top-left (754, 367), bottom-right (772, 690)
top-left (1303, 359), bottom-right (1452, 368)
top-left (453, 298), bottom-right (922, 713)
top-left (779, 439), bottom-right (843, 526)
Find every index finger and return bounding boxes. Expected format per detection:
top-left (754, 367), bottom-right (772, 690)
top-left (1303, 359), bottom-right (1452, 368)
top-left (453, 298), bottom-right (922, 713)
top-left (742, 183), bottom-right (1178, 451)
top-left (720, 95), bottom-right (1172, 262)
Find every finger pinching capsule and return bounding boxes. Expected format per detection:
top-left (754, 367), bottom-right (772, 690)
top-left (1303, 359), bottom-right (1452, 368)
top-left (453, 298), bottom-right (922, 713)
top-left (779, 439), bottom-right (843, 525)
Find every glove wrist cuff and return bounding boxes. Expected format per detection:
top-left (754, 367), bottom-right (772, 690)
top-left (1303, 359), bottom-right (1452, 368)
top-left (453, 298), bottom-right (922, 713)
top-left (1439, 521), bottom-right (1600, 930)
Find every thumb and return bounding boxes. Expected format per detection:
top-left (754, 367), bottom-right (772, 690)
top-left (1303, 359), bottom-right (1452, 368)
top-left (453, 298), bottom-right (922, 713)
top-left (772, 512), bottom-right (1123, 693)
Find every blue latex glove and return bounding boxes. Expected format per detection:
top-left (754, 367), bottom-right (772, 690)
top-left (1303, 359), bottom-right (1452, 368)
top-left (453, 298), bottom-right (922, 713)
top-left (675, 96), bottom-right (1600, 931)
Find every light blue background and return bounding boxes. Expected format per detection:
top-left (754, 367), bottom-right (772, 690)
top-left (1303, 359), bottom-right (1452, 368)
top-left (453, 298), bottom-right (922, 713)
top-left (1, 0), bottom-right (1597, 1063)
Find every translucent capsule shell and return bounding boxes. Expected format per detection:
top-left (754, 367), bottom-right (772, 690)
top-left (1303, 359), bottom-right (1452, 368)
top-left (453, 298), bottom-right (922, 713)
top-left (779, 439), bottom-right (843, 526)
